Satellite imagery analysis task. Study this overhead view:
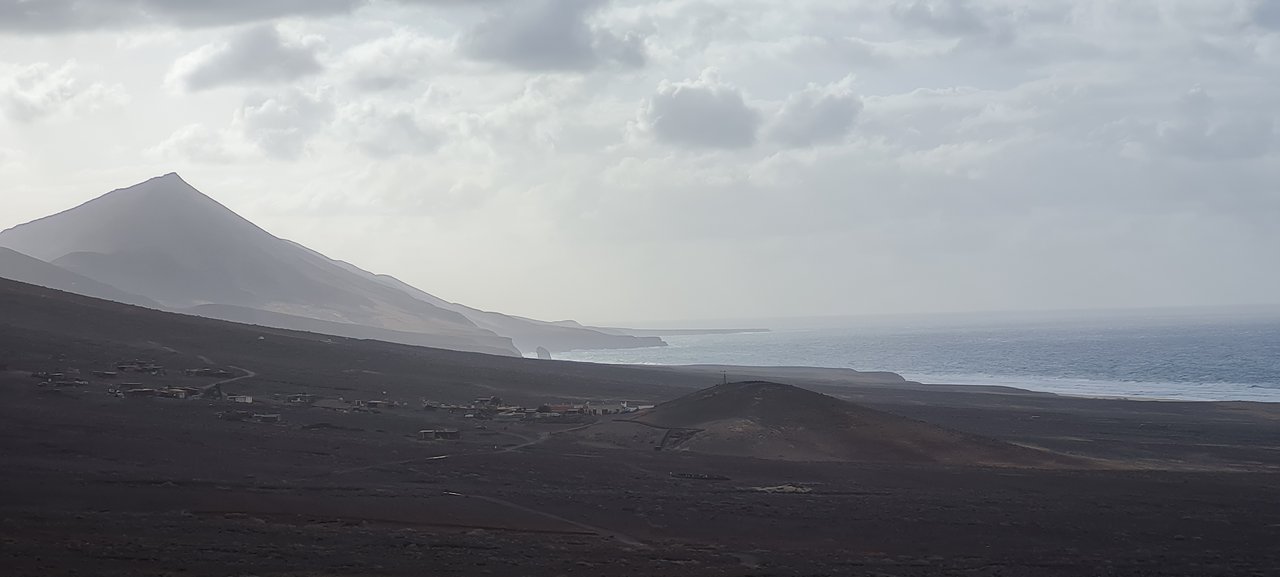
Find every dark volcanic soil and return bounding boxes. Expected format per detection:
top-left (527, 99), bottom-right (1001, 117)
top-left (3, 279), bottom-right (1280, 575)
top-left (611, 381), bottom-right (1079, 466)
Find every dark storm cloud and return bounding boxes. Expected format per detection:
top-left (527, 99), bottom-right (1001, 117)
top-left (171, 25), bottom-right (323, 92)
top-left (642, 74), bottom-right (760, 149)
top-left (461, 0), bottom-right (645, 72)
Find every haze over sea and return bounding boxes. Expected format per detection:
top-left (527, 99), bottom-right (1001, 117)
top-left (561, 309), bottom-right (1280, 403)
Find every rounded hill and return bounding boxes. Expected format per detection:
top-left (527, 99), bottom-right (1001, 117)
top-left (622, 381), bottom-right (1077, 466)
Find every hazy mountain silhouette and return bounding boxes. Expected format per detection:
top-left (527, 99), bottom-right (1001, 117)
top-left (0, 173), bottom-right (665, 356)
top-left (327, 258), bottom-right (665, 352)
top-left (0, 247), bottom-right (160, 309)
top-left (0, 173), bottom-right (518, 356)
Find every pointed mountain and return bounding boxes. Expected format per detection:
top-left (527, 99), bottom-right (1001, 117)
top-left (0, 174), bottom-right (519, 357)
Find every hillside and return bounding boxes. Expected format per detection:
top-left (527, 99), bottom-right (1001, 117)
top-left (0, 173), bottom-right (667, 356)
top-left (616, 381), bottom-right (1076, 466)
top-left (0, 276), bottom-right (698, 404)
top-left (0, 247), bottom-right (159, 309)
top-left (326, 252), bottom-right (666, 353)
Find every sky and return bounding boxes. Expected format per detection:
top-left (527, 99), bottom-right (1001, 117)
top-left (1, 0), bottom-right (1279, 325)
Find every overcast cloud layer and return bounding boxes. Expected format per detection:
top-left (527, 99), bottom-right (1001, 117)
top-left (2, 0), bottom-right (1279, 323)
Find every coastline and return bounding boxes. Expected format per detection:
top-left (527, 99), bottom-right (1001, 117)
top-left (559, 356), bottom-right (1280, 404)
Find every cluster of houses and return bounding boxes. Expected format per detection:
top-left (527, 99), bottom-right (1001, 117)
top-left (116, 361), bottom-right (167, 375)
top-left (423, 396), bottom-right (653, 421)
top-left (24, 360), bottom-right (252, 403)
top-left (418, 429), bottom-right (461, 440)
top-left (31, 371), bottom-right (91, 388)
top-left (112, 386), bottom-right (204, 399)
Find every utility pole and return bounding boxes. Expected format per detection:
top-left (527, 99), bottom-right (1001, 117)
top-left (722, 370), bottom-right (727, 385)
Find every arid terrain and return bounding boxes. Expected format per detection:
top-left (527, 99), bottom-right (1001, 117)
top-left (3, 278), bottom-right (1280, 576)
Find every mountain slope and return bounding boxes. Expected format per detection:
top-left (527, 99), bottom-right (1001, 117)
top-left (326, 258), bottom-right (666, 353)
top-left (0, 173), bottom-right (519, 356)
top-left (0, 247), bottom-right (160, 309)
top-left (0, 276), bottom-right (700, 403)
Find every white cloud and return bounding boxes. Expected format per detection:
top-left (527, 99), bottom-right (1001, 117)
top-left (0, 60), bottom-right (128, 123)
top-left (337, 31), bottom-right (456, 92)
top-left (167, 25), bottom-right (325, 92)
top-left (639, 69), bottom-right (760, 149)
top-left (146, 124), bottom-right (251, 164)
top-left (0, 145), bottom-right (22, 170)
top-left (4, 0), bottom-right (1280, 320)
top-left (234, 88), bottom-right (334, 159)
top-left (336, 102), bottom-right (443, 158)
top-left (767, 76), bottom-right (863, 147)
top-left (1139, 86), bottom-right (1277, 160)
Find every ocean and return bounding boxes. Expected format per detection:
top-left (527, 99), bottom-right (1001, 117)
top-left (558, 310), bottom-right (1280, 403)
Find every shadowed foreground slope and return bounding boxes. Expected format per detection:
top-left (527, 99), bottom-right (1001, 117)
top-left (3, 278), bottom-right (1280, 576)
top-left (0, 276), bottom-right (692, 403)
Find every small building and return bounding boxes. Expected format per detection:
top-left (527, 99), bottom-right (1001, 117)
top-left (472, 396), bottom-right (504, 407)
top-left (287, 394), bottom-right (316, 404)
top-left (92, 371), bottom-right (118, 378)
top-left (226, 395), bottom-right (253, 404)
top-left (53, 380), bottom-right (90, 387)
top-left (252, 413), bottom-right (281, 424)
top-left (157, 387), bottom-right (201, 399)
top-left (122, 388), bottom-right (157, 398)
top-left (419, 429), bottom-right (461, 440)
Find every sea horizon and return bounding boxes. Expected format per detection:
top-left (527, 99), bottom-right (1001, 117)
top-left (560, 310), bottom-right (1280, 403)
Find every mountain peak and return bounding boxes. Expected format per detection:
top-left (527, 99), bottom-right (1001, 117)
top-left (107, 172), bottom-right (208, 202)
top-left (0, 173), bottom-right (259, 263)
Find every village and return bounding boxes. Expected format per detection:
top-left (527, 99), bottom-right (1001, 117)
top-left (27, 359), bottom-right (655, 442)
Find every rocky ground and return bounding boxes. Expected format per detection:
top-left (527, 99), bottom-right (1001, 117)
top-left (3, 377), bottom-right (1279, 577)
top-left (3, 279), bottom-right (1280, 576)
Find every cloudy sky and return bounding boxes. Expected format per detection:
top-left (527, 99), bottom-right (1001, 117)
top-left (2, 0), bottom-right (1278, 324)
